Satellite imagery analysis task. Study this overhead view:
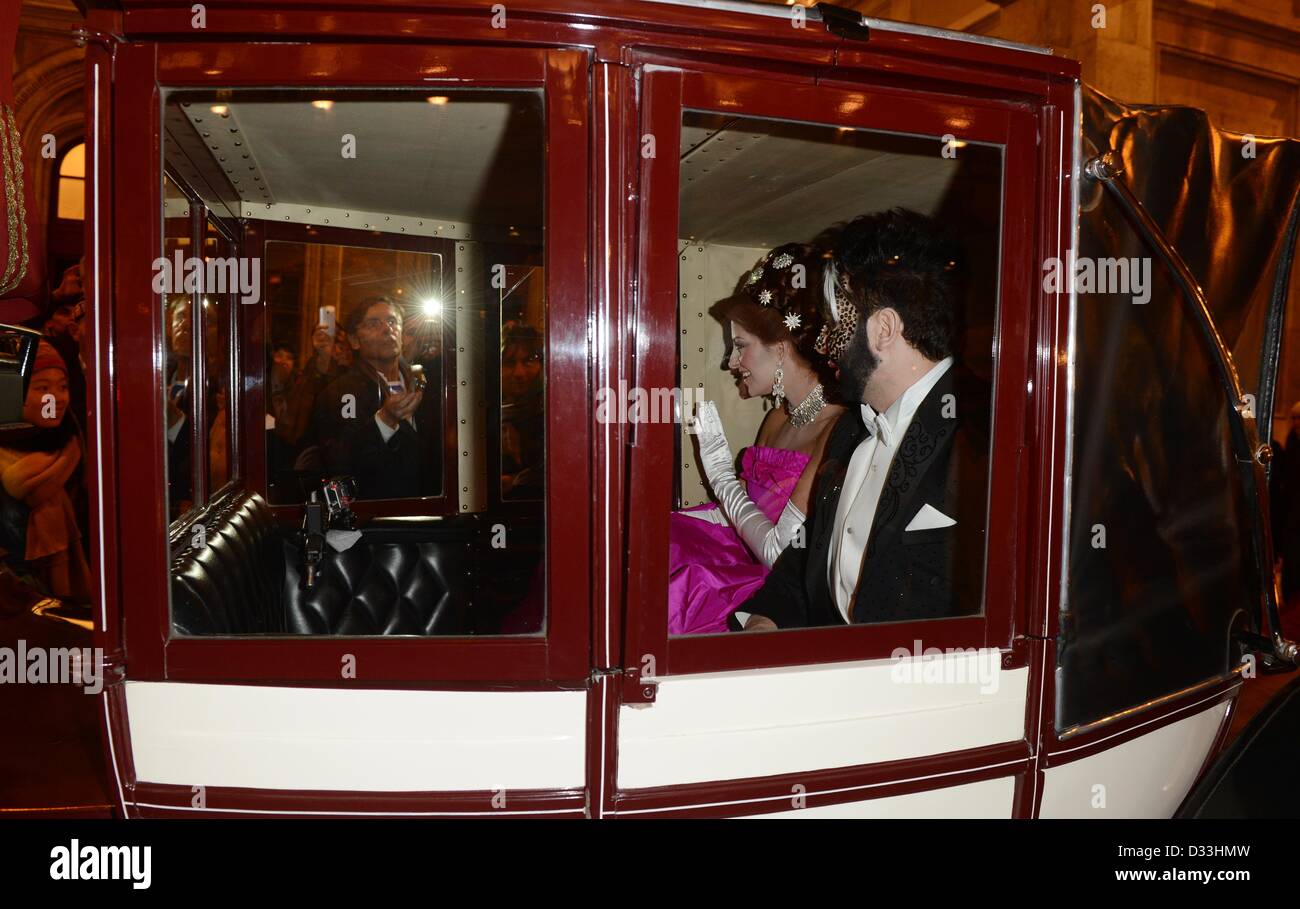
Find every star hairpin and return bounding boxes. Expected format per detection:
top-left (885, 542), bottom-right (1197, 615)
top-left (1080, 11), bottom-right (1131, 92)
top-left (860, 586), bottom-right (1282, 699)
top-left (783, 312), bottom-right (801, 331)
top-left (758, 289), bottom-right (773, 306)
top-left (771, 253), bottom-right (794, 269)
top-left (747, 267), bottom-right (763, 285)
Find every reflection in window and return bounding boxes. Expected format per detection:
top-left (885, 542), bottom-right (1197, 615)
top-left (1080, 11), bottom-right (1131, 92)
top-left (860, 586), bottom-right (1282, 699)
top-left (668, 111), bottom-right (1000, 636)
top-left (163, 89), bottom-right (547, 638)
top-left (163, 175), bottom-right (194, 521)
top-left (500, 266), bottom-right (544, 501)
top-left (264, 241), bottom-right (446, 504)
top-left (204, 219), bottom-right (234, 493)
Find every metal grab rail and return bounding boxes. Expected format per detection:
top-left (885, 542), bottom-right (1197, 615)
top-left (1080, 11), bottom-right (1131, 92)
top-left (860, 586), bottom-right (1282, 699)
top-left (1084, 150), bottom-right (1300, 668)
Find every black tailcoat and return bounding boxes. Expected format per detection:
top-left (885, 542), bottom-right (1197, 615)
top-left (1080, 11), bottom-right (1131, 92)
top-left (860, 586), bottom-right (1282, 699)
top-left (737, 365), bottom-right (991, 628)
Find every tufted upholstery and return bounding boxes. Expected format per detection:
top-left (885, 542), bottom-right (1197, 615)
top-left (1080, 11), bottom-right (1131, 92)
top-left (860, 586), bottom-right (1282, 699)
top-left (171, 492), bottom-right (534, 636)
top-left (282, 524), bottom-right (474, 635)
top-left (171, 491), bottom-right (288, 635)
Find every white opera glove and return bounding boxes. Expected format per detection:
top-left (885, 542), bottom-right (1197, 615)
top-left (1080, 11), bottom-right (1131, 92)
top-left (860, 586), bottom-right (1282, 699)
top-left (693, 401), bottom-right (806, 567)
top-left (693, 400), bottom-right (738, 486)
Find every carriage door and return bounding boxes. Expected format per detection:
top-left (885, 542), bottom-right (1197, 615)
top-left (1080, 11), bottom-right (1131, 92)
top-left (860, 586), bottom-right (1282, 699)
top-left (615, 59), bottom-right (1043, 818)
top-left (99, 41), bottom-right (595, 816)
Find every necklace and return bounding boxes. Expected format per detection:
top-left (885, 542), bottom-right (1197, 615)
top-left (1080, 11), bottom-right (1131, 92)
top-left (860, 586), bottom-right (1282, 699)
top-left (786, 383), bottom-right (826, 427)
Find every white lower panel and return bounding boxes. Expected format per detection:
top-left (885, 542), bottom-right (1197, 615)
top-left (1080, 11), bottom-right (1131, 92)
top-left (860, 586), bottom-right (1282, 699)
top-left (1038, 701), bottom-right (1228, 818)
top-left (126, 682), bottom-right (586, 792)
top-left (619, 655), bottom-right (1028, 789)
top-left (746, 775), bottom-right (1015, 818)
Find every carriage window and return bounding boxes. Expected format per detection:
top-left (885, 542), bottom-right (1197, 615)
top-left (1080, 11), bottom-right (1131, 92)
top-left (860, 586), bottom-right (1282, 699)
top-left (669, 111), bottom-right (1000, 636)
top-left (163, 88), bottom-right (547, 638)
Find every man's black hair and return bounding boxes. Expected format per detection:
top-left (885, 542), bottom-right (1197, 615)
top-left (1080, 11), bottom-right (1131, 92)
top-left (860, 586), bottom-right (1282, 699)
top-left (834, 208), bottom-right (963, 362)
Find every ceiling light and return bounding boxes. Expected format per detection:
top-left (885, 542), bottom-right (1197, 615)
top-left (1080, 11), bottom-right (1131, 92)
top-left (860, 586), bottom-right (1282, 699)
top-left (312, 100), bottom-right (334, 111)
top-left (421, 297), bottom-right (441, 319)
top-left (427, 96), bottom-right (450, 106)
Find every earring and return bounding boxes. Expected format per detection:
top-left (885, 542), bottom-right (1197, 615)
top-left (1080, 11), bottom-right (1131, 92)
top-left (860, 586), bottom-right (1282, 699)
top-left (773, 365), bottom-right (785, 409)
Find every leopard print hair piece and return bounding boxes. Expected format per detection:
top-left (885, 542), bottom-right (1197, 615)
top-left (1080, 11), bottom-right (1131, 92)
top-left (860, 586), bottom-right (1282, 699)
top-left (814, 261), bottom-right (859, 360)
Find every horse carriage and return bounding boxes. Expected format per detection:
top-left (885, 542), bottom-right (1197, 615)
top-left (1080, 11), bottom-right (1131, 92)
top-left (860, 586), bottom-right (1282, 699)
top-left (3, 0), bottom-right (1300, 818)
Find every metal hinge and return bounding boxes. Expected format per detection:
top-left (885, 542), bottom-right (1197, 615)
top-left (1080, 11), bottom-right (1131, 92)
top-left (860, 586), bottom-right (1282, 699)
top-left (620, 666), bottom-right (658, 704)
top-left (589, 665), bottom-right (657, 704)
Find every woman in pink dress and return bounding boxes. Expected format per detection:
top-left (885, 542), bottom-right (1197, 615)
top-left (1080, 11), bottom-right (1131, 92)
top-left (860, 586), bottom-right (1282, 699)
top-left (669, 242), bottom-right (845, 635)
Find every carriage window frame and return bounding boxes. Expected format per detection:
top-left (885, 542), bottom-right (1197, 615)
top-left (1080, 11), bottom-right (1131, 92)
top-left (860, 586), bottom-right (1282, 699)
top-left (110, 41), bottom-right (591, 684)
top-left (201, 212), bottom-right (241, 502)
top-left (163, 169), bottom-right (244, 539)
top-left (625, 64), bottom-right (1039, 678)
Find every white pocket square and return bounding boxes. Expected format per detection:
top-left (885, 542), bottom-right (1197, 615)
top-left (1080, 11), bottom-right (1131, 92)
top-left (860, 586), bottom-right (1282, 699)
top-left (905, 503), bottom-right (956, 532)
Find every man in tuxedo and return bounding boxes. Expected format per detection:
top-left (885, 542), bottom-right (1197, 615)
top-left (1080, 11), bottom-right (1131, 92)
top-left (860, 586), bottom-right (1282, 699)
top-left (735, 209), bottom-right (990, 630)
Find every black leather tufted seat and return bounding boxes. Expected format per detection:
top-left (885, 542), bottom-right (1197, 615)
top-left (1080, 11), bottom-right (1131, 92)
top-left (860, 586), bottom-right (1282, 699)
top-left (171, 490), bottom-right (482, 636)
top-left (282, 524), bottom-right (473, 635)
top-left (171, 491), bottom-right (288, 635)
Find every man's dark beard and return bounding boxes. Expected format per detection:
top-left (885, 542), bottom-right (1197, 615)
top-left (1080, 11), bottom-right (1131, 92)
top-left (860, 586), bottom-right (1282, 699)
top-left (837, 323), bottom-right (880, 403)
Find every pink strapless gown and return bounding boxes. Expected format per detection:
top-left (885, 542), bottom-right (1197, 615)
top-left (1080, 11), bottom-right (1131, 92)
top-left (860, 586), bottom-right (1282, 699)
top-left (668, 445), bottom-right (811, 636)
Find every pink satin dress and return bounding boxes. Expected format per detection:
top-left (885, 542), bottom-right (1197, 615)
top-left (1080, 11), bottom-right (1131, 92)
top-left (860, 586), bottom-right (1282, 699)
top-left (668, 445), bottom-right (811, 636)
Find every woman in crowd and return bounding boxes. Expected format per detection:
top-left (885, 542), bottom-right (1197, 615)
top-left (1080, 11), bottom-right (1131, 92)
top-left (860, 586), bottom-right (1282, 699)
top-left (0, 341), bottom-right (91, 601)
top-left (500, 325), bottom-right (544, 500)
top-left (669, 242), bottom-right (844, 635)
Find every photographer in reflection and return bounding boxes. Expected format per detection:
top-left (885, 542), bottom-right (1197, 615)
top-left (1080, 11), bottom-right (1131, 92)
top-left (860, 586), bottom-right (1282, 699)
top-left (307, 296), bottom-right (442, 500)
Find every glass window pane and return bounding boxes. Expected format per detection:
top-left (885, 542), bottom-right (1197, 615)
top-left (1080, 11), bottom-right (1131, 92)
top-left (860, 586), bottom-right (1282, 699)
top-left (163, 89), bottom-right (546, 639)
top-left (265, 240), bottom-right (446, 504)
top-left (668, 111), bottom-right (1001, 636)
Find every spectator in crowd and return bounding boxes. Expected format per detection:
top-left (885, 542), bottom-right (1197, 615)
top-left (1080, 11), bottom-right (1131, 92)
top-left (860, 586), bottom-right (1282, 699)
top-left (266, 328), bottom-right (348, 501)
top-left (41, 263), bottom-right (86, 433)
top-left (0, 341), bottom-right (91, 601)
top-left (332, 328), bottom-right (355, 370)
top-left (500, 325), bottom-right (543, 499)
top-left (165, 296), bottom-right (194, 516)
top-left (306, 296), bottom-right (442, 500)
top-left (268, 340), bottom-right (297, 430)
